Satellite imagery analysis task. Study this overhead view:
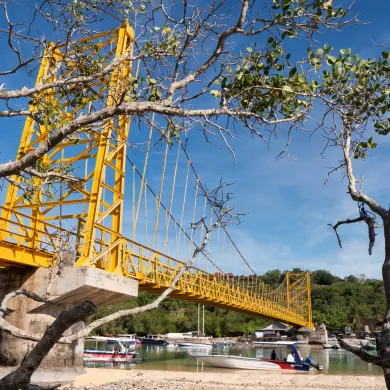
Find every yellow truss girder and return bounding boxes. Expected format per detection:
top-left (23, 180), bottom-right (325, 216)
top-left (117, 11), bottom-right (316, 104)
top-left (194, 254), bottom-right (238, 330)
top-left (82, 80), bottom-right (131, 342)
top-left (0, 206), bottom-right (313, 327)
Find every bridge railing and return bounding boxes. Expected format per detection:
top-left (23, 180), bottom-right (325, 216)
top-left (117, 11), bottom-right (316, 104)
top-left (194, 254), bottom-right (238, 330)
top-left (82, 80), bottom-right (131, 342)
top-left (120, 237), bottom-right (309, 326)
top-left (0, 205), bottom-right (311, 327)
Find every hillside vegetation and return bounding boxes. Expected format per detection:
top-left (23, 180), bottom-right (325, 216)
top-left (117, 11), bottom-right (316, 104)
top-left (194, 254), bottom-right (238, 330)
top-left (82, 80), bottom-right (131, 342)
top-left (91, 269), bottom-right (385, 336)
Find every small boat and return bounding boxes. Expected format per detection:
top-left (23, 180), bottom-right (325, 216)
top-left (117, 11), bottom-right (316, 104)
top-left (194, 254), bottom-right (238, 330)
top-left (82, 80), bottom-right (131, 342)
top-left (363, 341), bottom-right (376, 351)
top-left (193, 341), bottom-right (322, 372)
top-left (117, 334), bottom-right (137, 348)
top-left (232, 341), bottom-right (250, 347)
top-left (83, 336), bottom-right (140, 363)
top-left (213, 338), bottom-right (230, 347)
top-left (141, 335), bottom-right (169, 345)
top-left (177, 342), bottom-right (213, 348)
top-left (322, 343), bottom-right (333, 349)
top-left (332, 344), bottom-right (341, 350)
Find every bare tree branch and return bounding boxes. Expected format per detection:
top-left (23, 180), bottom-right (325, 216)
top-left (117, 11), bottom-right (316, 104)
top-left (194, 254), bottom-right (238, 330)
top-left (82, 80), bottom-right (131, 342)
top-left (338, 338), bottom-right (384, 367)
top-left (0, 102), bottom-right (305, 178)
top-left (329, 203), bottom-right (380, 255)
top-left (343, 122), bottom-right (388, 218)
top-left (328, 216), bottom-right (364, 249)
top-left (0, 301), bottom-right (96, 390)
top-left (0, 289), bottom-right (48, 318)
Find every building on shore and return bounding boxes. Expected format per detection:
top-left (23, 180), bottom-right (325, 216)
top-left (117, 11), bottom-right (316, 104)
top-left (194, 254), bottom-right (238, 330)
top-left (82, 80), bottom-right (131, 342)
top-left (254, 322), bottom-right (291, 339)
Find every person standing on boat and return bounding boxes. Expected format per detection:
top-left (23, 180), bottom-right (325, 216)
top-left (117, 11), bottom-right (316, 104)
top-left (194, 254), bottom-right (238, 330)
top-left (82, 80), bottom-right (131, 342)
top-left (271, 350), bottom-right (276, 360)
top-left (113, 346), bottom-right (120, 358)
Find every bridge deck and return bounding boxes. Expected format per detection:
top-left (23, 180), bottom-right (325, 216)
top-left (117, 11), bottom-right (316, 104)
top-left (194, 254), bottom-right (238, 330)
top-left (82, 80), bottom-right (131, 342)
top-left (0, 207), bottom-right (309, 327)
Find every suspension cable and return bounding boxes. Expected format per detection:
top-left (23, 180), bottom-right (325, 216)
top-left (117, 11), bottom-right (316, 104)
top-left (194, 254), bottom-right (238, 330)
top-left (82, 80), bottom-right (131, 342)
top-left (164, 143), bottom-right (180, 253)
top-left (151, 142), bottom-right (169, 248)
top-left (179, 141), bottom-right (256, 276)
top-left (126, 155), bottom-right (224, 273)
top-left (176, 158), bottom-right (190, 259)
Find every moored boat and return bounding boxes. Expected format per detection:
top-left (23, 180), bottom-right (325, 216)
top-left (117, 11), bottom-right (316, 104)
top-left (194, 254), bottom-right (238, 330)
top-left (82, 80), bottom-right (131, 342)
top-left (177, 342), bottom-right (213, 348)
top-left (141, 334), bottom-right (169, 345)
top-left (363, 341), bottom-right (376, 351)
top-left (117, 333), bottom-right (137, 348)
top-left (322, 343), bottom-right (333, 349)
top-left (213, 338), bottom-right (230, 347)
top-left (84, 336), bottom-right (140, 363)
top-left (193, 341), bottom-right (322, 372)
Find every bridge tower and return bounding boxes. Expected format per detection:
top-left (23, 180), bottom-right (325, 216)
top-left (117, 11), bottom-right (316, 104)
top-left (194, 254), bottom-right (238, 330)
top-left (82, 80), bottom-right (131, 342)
top-left (0, 23), bottom-right (139, 385)
top-left (0, 22), bottom-right (134, 273)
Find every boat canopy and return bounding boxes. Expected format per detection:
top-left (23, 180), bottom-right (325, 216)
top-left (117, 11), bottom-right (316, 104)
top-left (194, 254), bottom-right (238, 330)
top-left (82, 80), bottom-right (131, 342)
top-left (86, 336), bottom-right (123, 342)
top-left (253, 341), bottom-right (305, 346)
top-left (254, 341), bottom-right (305, 363)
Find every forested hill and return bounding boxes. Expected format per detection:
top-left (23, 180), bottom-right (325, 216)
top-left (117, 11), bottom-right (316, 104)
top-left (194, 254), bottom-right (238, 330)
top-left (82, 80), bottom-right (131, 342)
top-left (311, 270), bottom-right (385, 332)
top-left (91, 269), bottom-right (385, 336)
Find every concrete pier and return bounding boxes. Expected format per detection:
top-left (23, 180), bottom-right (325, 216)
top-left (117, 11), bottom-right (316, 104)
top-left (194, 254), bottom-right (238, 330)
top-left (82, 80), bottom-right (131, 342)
top-left (0, 257), bottom-right (138, 386)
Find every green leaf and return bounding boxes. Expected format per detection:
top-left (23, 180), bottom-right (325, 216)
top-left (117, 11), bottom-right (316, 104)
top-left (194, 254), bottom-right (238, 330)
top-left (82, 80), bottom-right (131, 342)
top-left (246, 47), bottom-right (253, 54)
top-left (282, 85), bottom-right (293, 92)
top-left (382, 51), bottom-right (389, 59)
top-left (210, 90), bottom-right (221, 98)
top-left (267, 37), bottom-right (274, 44)
top-left (289, 67), bottom-right (297, 77)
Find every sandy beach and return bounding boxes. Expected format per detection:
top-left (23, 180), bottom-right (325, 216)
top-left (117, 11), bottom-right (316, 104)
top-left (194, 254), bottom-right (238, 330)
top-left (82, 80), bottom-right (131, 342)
top-left (64, 368), bottom-right (386, 390)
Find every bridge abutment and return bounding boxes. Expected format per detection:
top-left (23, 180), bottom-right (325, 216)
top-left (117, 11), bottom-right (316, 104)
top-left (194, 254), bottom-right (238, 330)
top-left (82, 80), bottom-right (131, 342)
top-left (0, 255), bottom-right (138, 387)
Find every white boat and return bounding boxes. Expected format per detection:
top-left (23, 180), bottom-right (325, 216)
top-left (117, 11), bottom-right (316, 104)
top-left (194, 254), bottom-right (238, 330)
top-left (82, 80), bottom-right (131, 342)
top-left (333, 343), bottom-right (341, 350)
top-left (117, 334), bottom-right (137, 347)
top-left (177, 342), bottom-right (213, 348)
top-left (194, 355), bottom-right (284, 370)
top-left (193, 341), bottom-right (322, 372)
top-left (213, 338), bottom-right (230, 347)
top-left (322, 343), bottom-right (333, 349)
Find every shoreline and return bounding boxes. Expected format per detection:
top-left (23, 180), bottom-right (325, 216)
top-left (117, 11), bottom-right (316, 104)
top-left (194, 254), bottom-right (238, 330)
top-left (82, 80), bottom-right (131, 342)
top-left (66, 368), bottom-right (386, 389)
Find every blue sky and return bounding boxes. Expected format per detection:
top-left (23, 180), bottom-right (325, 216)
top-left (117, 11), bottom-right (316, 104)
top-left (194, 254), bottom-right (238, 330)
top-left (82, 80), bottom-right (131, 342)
top-left (182, 0), bottom-right (390, 279)
top-left (0, 1), bottom-right (389, 279)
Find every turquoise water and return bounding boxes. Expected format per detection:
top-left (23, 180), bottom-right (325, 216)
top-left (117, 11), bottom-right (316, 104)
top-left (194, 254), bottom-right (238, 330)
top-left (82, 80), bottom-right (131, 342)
top-left (84, 344), bottom-right (382, 376)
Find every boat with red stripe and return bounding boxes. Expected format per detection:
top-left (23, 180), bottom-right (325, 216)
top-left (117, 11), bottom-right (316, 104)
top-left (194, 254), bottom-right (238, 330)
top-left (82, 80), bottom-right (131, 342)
top-left (193, 341), bottom-right (322, 372)
top-left (83, 336), bottom-right (140, 363)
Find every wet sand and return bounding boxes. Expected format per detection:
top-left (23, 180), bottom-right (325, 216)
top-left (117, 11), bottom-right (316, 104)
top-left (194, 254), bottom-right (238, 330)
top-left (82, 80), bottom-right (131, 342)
top-left (66, 368), bottom-right (386, 389)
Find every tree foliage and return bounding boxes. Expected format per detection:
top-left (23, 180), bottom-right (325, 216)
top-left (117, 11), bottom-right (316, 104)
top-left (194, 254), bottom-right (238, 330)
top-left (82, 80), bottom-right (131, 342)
top-left (89, 269), bottom-right (386, 337)
top-left (312, 274), bottom-right (386, 332)
top-left (0, 0), bottom-right (356, 181)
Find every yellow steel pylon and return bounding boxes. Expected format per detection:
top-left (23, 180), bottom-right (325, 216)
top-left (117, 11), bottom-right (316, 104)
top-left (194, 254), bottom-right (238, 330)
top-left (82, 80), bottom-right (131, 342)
top-left (0, 22), bottom-right (134, 272)
top-left (286, 271), bottom-right (313, 328)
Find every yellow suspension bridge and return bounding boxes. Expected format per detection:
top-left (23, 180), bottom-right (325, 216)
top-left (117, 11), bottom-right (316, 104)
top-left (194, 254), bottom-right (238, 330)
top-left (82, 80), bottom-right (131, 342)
top-left (0, 23), bottom-right (312, 328)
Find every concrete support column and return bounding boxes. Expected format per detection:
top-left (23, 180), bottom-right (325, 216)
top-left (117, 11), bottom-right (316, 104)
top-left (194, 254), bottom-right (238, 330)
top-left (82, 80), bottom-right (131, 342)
top-left (0, 257), bottom-right (138, 387)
